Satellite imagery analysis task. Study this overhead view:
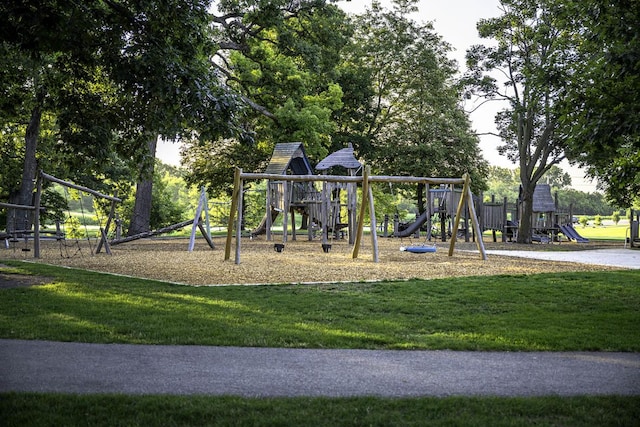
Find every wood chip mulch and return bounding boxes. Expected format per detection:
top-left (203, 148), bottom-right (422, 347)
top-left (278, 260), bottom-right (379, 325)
top-left (0, 237), bottom-right (623, 287)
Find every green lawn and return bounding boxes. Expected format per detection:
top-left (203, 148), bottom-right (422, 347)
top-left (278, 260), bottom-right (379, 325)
top-left (1, 260), bottom-right (638, 426)
top-left (574, 223), bottom-right (630, 241)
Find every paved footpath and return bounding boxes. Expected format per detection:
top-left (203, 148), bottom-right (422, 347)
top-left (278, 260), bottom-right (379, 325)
top-left (1, 340), bottom-right (639, 397)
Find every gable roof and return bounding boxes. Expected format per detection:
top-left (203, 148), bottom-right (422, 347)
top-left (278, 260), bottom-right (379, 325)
top-left (533, 184), bottom-right (556, 212)
top-left (264, 142), bottom-right (313, 175)
top-left (315, 144), bottom-right (362, 172)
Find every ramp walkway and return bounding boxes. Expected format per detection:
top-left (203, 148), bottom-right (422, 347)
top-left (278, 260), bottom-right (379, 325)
top-left (1, 339), bottom-right (639, 397)
top-left (485, 248), bottom-right (640, 270)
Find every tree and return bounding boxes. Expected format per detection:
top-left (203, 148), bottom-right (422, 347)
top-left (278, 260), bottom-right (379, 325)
top-left (0, 1), bottom-right (130, 231)
top-left (557, 0), bottom-right (640, 207)
top-left (183, 0), bottom-right (351, 196)
top-left (98, 0), bottom-right (240, 235)
top-left (0, 1), bottom-right (241, 235)
top-left (542, 165), bottom-right (571, 190)
top-left (466, 0), bottom-right (575, 243)
top-left (341, 0), bottom-right (488, 210)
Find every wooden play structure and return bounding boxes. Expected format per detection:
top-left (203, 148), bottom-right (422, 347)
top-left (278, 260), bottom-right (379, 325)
top-left (110, 187), bottom-right (214, 251)
top-left (475, 184), bottom-right (586, 243)
top-left (251, 142), bottom-right (361, 246)
top-left (0, 171), bottom-right (123, 258)
top-left (224, 144), bottom-right (488, 263)
top-left (2, 172), bottom-right (215, 258)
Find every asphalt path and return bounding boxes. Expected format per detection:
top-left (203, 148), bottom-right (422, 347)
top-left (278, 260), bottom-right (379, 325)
top-left (485, 248), bottom-right (640, 269)
top-left (1, 339), bottom-right (639, 397)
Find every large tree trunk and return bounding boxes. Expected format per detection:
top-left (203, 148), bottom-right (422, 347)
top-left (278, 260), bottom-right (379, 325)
top-left (417, 183), bottom-right (425, 215)
top-left (7, 104), bottom-right (42, 233)
top-left (517, 184), bottom-right (534, 244)
top-left (127, 136), bottom-right (158, 236)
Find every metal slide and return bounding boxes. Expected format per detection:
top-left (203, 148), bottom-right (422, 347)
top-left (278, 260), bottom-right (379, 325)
top-left (394, 210), bottom-right (431, 238)
top-left (559, 224), bottom-right (589, 243)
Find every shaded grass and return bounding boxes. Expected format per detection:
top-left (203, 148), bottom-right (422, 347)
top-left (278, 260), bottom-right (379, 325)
top-left (1, 260), bottom-right (638, 351)
top-left (1, 393), bottom-right (639, 427)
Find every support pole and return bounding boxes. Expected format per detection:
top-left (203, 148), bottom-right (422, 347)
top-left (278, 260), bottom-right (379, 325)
top-left (224, 168), bottom-right (241, 261)
top-left (33, 174), bottom-right (42, 258)
top-left (235, 176), bottom-right (244, 264)
top-left (266, 181), bottom-right (272, 241)
top-left (352, 165), bottom-right (370, 259)
top-left (368, 184), bottom-right (379, 263)
top-left (189, 189), bottom-right (207, 252)
top-left (96, 199), bottom-right (117, 254)
top-left (448, 174), bottom-right (487, 260)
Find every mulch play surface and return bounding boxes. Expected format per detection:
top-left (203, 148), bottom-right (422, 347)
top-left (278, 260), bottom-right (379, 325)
top-left (0, 236), bottom-right (623, 286)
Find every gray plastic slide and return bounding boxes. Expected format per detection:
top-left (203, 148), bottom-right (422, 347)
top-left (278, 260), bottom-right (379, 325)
top-left (394, 210), bottom-right (431, 238)
top-left (251, 208), bottom-right (280, 236)
top-left (559, 223), bottom-right (589, 243)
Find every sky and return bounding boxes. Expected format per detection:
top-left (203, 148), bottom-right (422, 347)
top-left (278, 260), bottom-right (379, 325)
top-left (156, 0), bottom-right (598, 192)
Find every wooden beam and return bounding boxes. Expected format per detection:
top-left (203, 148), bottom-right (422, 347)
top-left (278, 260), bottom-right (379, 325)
top-left (0, 202), bottom-right (44, 211)
top-left (224, 167), bottom-right (242, 261)
top-left (41, 172), bottom-right (122, 202)
top-left (239, 172), bottom-right (465, 186)
top-left (110, 219), bottom-right (195, 245)
top-left (352, 165), bottom-right (370, 259)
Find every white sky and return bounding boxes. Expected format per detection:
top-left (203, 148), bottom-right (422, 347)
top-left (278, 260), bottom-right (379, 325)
top-left (157, 0), bottom-right (598, 192)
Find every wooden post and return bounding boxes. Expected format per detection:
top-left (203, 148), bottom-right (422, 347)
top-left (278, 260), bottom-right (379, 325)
top-left (235, 176), bottom-right (244, 264)
top-left (266, 181), bottom-right (272, 241)
top-left (96, 199), bottom-right (117, 254)
top-left (203, 187), bottom-right (211, 237)
top-left (224, 168), bottom-right (241, 261)
top-left (449, 176), bottom-right (467, 257)
top-left (282, 180), bottom-right (289, 243)
top-left (33, 173), bottom-right (42, 258)
top-left (189, 189), bottom-right (206, 252)
top-left (321, 181), bottom-right (328, 245)
top-left (425, 183), bottom-right (431, 241)
top-left (368, 184), bottom-right (379, 263)
top-left (352, 165), bottom-right (370, 259)
top-left (466, 182), bottom-right (487, 259)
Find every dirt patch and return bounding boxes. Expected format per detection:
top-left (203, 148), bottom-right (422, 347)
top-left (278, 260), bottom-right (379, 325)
top-left (0, 264), bottom-right (53, 289)
top-left (0, 236), bottom-right (624, 286)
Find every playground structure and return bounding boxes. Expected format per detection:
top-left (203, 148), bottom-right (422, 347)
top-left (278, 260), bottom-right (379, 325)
top-left (2, 172), bottom-right (215, 258)
top-left (250, 142), bottom-right (360, 246)
top-left (224, 143), bottom-right (487, 264)
top-left (0, 171), bottom-right (123, 258)
top-left (475, 184), bottom-right (589, 244)
top-left (110, 186), bottom-right (215, 252)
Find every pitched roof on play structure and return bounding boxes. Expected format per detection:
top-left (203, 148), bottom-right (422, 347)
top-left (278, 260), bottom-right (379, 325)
top-left (315, 143), bottom-right (362, 172)
top-left (264, 142), bottom-right (313, 175)
top-left (533, 184), bottom-right (556, 213)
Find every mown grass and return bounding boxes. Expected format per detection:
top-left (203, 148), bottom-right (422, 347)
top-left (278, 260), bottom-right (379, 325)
top-left (2, 260), bottom-right (638, 426)
top-left (2, 393), bottom-right (639, 427)
top-left (1, 260), bottom-right (638, 351)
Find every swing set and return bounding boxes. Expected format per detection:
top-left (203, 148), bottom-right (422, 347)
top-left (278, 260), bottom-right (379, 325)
top-left (224, 166), bottom-right (487, 264)
top-left (0, 171), bottom-right (122, 258)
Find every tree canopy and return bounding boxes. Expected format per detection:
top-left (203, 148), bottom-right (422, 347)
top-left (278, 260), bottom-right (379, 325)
top-left (557, 0), bottom-right (640, 207)
top-left (466, 0), bottom-right (591, 242)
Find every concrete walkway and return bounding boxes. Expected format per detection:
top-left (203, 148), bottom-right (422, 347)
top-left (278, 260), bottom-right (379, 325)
top-left (1, 340), bottom-right (639, 397)
top-left (485, 248), bottom-right (640, 269)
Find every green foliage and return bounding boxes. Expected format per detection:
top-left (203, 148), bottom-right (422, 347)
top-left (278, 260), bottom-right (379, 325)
top-left (183, 1), bottom-right (351, 194)
top-left (63, 216), bottom-right (85, 240)
top-left (612, 211), bottom-right (621, 225)
top-left (579, 216), bottom-right (588, 228)
top-left (118, 161), bottom-right (190, 234)
top-left (466, 0), bottom-right (577, 242)
top-left (594, 214), bottom-right (602, 227)
top-left (343, 1), bottom-right (488, 196)
top-left (558, 0), bottom-right (640, 207)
